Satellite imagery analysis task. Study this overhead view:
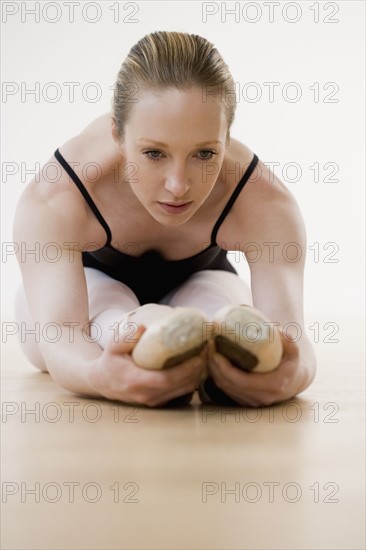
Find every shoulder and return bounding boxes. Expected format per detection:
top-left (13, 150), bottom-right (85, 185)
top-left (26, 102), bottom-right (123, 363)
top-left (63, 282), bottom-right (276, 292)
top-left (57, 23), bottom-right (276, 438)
top-left (222, 136), bottom-right (295, 202)
top-left (14, 111), bottom-right (119, 248)
top-left (58, 110), bottom-right (121, 173)
top-left (216, 137), bottom-right (301, 246)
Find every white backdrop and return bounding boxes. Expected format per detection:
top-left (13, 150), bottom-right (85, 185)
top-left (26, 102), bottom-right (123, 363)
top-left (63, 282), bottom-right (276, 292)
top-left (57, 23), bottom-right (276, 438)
top-left (1, 1), bottom-right (365, 326)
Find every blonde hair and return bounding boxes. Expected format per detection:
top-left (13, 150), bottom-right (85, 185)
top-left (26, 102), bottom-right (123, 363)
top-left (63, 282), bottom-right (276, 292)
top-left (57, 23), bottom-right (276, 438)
top-left (111, 31), bottom-right (237, 143)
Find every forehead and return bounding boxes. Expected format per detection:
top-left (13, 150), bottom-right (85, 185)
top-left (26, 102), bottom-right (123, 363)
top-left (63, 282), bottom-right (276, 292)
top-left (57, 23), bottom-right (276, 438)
top-left (126, 86), bottom-right (227, 137)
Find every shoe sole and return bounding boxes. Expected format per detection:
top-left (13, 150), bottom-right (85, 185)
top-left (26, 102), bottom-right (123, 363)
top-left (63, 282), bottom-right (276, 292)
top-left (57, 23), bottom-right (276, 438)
top-left (212, 305), bottom-right (283, 373)
top-left (214, 335), bottom-right (258, 371)
top-left (199, 332), bottom-right (259, 406)
top-left (162, 341), bottom-right (207, 369)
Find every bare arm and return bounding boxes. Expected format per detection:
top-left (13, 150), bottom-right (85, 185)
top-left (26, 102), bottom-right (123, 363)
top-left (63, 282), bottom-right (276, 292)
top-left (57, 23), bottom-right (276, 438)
top-left (245, 168), bottom-right (317, 387)
top-left (209, 159), bottom-right (317, 405)
top-left (13, 178), bottom-right (104, 396)
top-left (13, 153), bottom-right (204, 405)
top-left (243, 168), bottom-right (308, 323)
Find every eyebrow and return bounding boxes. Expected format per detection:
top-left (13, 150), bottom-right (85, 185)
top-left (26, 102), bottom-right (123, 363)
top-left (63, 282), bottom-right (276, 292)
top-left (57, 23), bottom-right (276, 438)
top-left (136, 138), bottom-right (222, 147)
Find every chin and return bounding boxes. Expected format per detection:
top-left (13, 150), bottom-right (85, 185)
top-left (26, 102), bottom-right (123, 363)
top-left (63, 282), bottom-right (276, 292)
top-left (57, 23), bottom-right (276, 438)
top-left (157, 215), bottom-right (191, 227)
top-left (152, 209), bottom-right (195, 226)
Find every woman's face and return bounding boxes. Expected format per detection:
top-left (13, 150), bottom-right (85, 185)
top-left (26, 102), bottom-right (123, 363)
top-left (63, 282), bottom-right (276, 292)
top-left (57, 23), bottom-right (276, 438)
top-left (118, 86), bottom-right (228, 226)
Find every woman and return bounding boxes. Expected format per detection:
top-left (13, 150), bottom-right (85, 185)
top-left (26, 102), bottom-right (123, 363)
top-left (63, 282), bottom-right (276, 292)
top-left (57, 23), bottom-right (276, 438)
top-left (13, 31), bottom-right (317, 407)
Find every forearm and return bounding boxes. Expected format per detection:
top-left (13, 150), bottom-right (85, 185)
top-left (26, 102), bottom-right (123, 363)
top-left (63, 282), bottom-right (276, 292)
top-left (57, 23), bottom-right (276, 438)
top-left (297, 334), bottom-right (317, 390)
top-left (250, 278), bottom-right (316, 399)
top-left (38, 329), bottom-right (104, 397)
top-left (251, 264), bottom-right (305, 328)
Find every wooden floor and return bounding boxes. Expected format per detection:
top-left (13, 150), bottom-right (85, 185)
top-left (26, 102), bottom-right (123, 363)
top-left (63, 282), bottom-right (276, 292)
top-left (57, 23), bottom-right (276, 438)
top-left (1, 314), bottom-right (365, 550)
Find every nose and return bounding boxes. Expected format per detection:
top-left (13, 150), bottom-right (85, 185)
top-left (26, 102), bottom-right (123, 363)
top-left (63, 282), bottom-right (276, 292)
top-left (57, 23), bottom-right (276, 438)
top-left (164, 168), bottom-right (190, 198)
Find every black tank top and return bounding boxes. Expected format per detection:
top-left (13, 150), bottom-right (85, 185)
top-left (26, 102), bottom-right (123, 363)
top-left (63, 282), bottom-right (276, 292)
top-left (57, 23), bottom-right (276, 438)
top-left (54, 148), bottom-right (259, 304)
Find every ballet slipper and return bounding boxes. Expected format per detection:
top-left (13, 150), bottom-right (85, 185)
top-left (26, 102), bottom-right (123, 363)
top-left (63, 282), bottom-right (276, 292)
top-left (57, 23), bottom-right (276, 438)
top-left (198, 305), bottom-right (283, 405)
top-left (131, 307), bottom-right (209, 370)
top-left (211, 304), bottom-right (283, 373)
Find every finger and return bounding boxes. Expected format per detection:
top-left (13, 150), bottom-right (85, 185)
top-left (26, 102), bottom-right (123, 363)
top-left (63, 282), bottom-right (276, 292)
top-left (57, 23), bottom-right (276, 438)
top-left (209, 351), bottom-right (285, 394)
top-left (134, 353), bottom-right (203, 385)
top-left (108, 325), bottom-right (146, 355)
top-left (209, 352), bottom-right (253, 386)
top-left (210, 349), bottom-right (303, 406)
top-left (162, 351), bottom-right (207, 378)
top-left (147, 381), bottom-right (198, 407)
top-left (132, 364), bottom-right (200, 407)
top-left (206, 339), bottom-right (216, 357)
top-left (165, 355), bottom-right (206, 387)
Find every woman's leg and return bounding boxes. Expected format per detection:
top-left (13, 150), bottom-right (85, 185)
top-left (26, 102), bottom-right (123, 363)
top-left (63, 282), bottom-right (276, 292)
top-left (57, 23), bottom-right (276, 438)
top-left (162, 270), bottom-right (254, 406)
top-left (163, 270), bottom-right (253, 319)
top-left (13, 268), bottom-right (173, 371)
top-left (84, 269), bottom-right (198, 407)
top-left (84, 268), bottom-right (175, 349)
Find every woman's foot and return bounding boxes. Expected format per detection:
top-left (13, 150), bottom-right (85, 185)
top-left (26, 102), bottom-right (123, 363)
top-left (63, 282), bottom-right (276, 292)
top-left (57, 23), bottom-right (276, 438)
top-left (211, 304), bottom-right (283, 373)
top-left (131, 306), bottom-right (209, 370)
top-left (198, 304), bottom-right (283, 405)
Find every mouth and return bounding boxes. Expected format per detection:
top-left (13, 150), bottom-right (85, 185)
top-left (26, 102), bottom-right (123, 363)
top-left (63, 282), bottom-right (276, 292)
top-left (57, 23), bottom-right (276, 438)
top-left (157, 201), bottom-right (193, 214)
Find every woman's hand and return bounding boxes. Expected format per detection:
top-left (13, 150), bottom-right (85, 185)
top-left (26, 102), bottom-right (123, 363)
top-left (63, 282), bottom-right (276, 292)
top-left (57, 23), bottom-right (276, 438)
top-left (206, 330), bottom-right (317, 407)
top-left (89, 326), bottom-right (207, 407)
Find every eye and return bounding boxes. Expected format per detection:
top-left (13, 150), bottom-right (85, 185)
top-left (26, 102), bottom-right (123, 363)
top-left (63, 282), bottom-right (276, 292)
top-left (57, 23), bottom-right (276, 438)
top-left (196, 150), bottom-right (217, 160)
top-left (143, 150), bottom-right (163, 162)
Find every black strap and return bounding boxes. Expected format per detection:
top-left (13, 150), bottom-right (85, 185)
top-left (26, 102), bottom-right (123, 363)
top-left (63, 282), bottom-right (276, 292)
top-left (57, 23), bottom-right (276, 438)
top-left (210, 153), bottom-right (259, 245)
top-left (54, 148), bottom-right (112, 246)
